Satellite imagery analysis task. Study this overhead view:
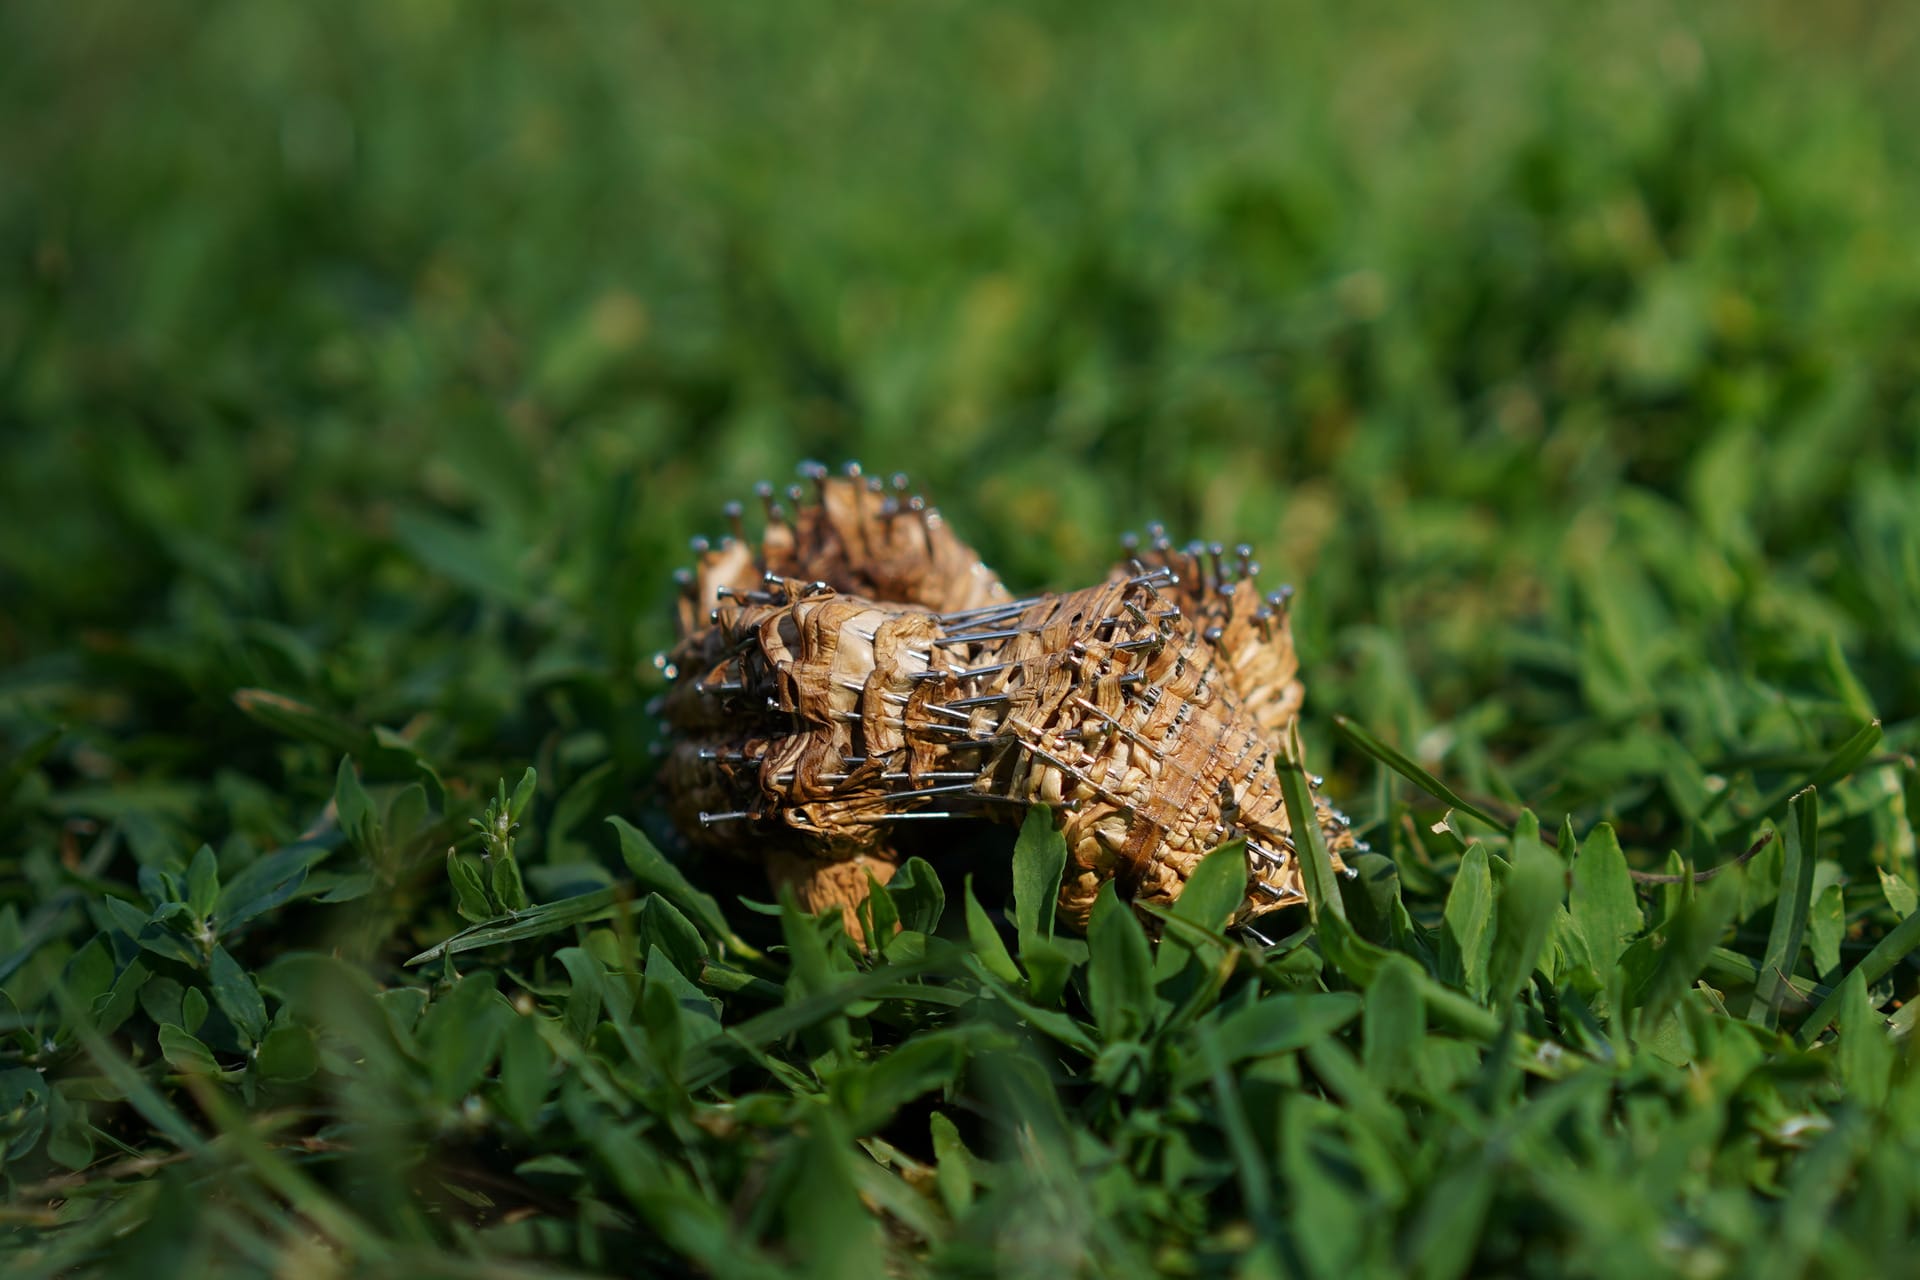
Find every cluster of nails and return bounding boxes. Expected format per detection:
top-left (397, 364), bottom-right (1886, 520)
top-left (649, 461), bottom-right (1360, 936)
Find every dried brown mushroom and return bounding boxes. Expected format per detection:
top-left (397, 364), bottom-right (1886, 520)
top-left (655, 462), bottom-right (1357, 937)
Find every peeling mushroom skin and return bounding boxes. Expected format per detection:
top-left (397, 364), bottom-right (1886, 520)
top-left (656, 463), bottom-right (1357, 938)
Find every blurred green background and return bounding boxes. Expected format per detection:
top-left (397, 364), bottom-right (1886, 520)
top-left (4, 0), bottom-right (1919, 853)
top-left (0, 0), bottom-right (1915, 849)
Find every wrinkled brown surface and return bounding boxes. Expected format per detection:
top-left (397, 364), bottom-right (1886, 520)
top-left (656, 465), bottom-right (1354, 937)
top-left (763, 850), bottom-right (899, 945)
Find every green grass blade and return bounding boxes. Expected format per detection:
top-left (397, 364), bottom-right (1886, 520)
top-left (180, 1074), bottom-right (392, 1262)
top-left (1795, 907), bottom-right (1920, 1047)
top-left (1752, 791), bottom-right (1817, 1028)
top-left (1200, 1028), bottom-right (1273, 1220)
top-left (1011, 803), bottom-right (1065, 944)
top-left (611, 817), bottom-right (762, 960)
top-left (1331, 714), bottom-right (1507, 832)
top-left (1568, 823), bottom-right (1641, 975)
top-left (406, 886), bottom-right (622, 965)
top-left (1488, 812), bottom-right (1561, 1006)
top-left (1280, 724), bottom-right (1346, 925)
top-left (1742, 720), bottom-right (1882, 828)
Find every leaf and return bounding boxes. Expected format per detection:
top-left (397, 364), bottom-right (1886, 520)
top-left (1879, 867), bottom-right (1916, 920)
top-left (1569, 823), bottom-right (1641, 973)
top-left (1203, 1027), bottom-right (1272, 1221)
top-left (101, 893), bottom-right (152, 949)
top-left (884, 857), bottom-right (945, 935)
top-left (609, 817), bottom-right (757, 959)
top-left (403, 746), bottom-right (450, 812)
top-left (781, 1112), bottom-right (885, 1279)
top-left (140, 975), bottom-right (186, 1029)
top-left (638, 894), bottom-right (709, 978)
top-left (256, 1025), bottom-right (319, 1082)
top-left (838, 1028), bottom-right (971, 1135)
top-left (963, 876), bottom-right (1021, 985)
top-left (1635, 876), bottom-right (1743, 1032)
top-left (59, 934), bottom-right (115, 1027)
top-left (232, 688), bottom-right (371, 757)
top-left (391, 508), bottom-right (533, 607)
top-left (102, 895), bottom-right (202, 968)
top-left (186, 844), bottom-right (220, 920)
top-left (1343, 851), bottom-right (1419, 952)
top-left (45, 1091), bottom-right (93, 1172)
top-left (555, 947), bottom-right (612, 1042)
top-left (1756, 1111), bottom-right (1869, 1280)
top-left (646, 944), bottom-right (720, 1041)
top-left (314, 870), bottom-right (376, 904)
top-left (209, 944), bottom-right (268, 1044)
top-left (859, 867), bottom-right (900, 949)
top-left (1745, 719), bottom-right (1883, 822)
top-left (1441, 844), bottom-right (1494, 1000)
top-left (1402, 1144), bottom-right (1496, 1280)
top-left (1331, 713), bottom-right (1507, 831)
top-left (408, 886), bottom-right (621, 965)
top-left (1808, 883), bottom-right (1846, 979)
top-left (181, 986), bottom-right (208, 1034)
top-left (1488, 812), bottom-right (1563, 1005)
top-left (1087, 881), bottom-right (1154, 1043)
top-left (385, 782), bottom-right (428, 852)
top-left (159, 1023), bottom-right (221, 1075)
top-left (1833, 969), bottom-right (1892, 1105)
top-left (972, 974), bottom-right (1099, 1057)
top-left (258, 954), bottom-right (412, 1073)
top-left (1202, 992), bottom-right (1363, 1069)
top-left (676, 955), bottom-right (949, 1092)
top-left (1172, 840), bottom-right (1250, 934)
top-left (215, 842), bottom-right (326, 934)
top-left (418, 971), bottom-right (508, 1103)
top-left (585, 1125), bottom-right (751, 1272)
top-left (1797, 899), bottom-right (1920, 1047)
top-left (95, 957), bottom-right (151, 1036)
top-left (1023, 935), bottom-right (1083, 1009)
top-left (449, 851), bottom-right (494, 924)
top-left (496, 1011), bottom-right (553, 1131)
top-left (0, 1067), bottom-right (49, 1164)
top-left (1754, 793), bottom-right (1817, 1028)
top-left (508, 767), bottom-right (538, 824)
top-left (335, 756), bottom-right (378, 855)
top-left (1364, 953), bottom-right (1427, 1091)
top-left (1154, 840), bottom-right (1248, 983)
top-left (489, 849), bottom-right (531, 914)
top-left (382, 986), bottom-right (430, 1040)
top-left (779, 887), bottom-right (846, 999)
top-left (1279, 727), bottom-right (1347, 925)
top-left (1011, 804), bottom-right (1066, 945)
top-left (929, 1111), bottom-right (976, 1216)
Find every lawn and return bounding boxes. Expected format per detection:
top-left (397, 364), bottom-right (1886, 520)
top-left (5, 2), bottom-right (1920, 1276)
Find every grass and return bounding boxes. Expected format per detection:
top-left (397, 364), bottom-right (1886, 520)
top-left (5, 1), bottom-right (1920, 1275)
